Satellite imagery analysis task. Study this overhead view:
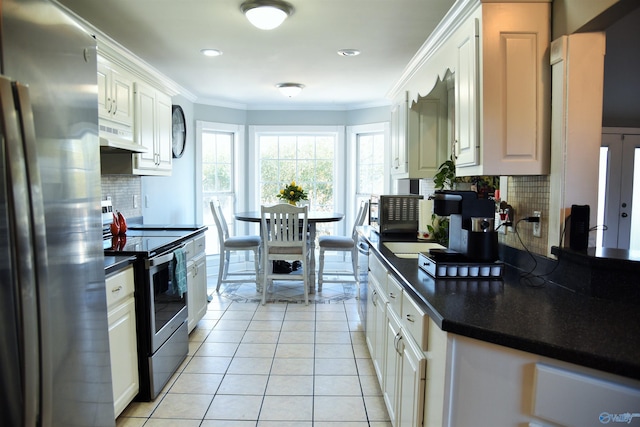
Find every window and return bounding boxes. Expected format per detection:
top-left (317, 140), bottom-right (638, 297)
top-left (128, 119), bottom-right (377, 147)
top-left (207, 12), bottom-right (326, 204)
top-left (251, 126), bottom-right (343, 237)
top-left (356, 132), bottom-right (385, 197)
top-left (197, 121), bottom-right (243, 256)
top-left (257, 131), bottom-right (338, 212)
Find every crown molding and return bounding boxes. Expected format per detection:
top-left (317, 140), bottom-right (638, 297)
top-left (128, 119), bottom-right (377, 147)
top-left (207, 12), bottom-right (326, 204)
top-left (387, 0), bottom-right (481, 101)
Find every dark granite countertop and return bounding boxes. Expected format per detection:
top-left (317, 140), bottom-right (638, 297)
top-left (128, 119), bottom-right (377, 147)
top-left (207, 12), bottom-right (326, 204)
top-left (104, 255), bottom-right (136, 276)
top-left (360, 227), bottom-right (640, 381)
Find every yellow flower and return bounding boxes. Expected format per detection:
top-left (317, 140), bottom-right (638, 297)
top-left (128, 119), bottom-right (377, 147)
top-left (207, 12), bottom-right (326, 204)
top-left (291, 181), bottom-right (296, 186)
top-left (289, 190), bottom-right (295, 196)
top-left (297, 186), bottom-right (302, 191)
top-left (279, 189), bottom-right (285, 195)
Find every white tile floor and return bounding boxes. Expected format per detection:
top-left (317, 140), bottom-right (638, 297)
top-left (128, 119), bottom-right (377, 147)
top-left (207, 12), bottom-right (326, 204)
top-left (116, 277), bottom-right (391, 427)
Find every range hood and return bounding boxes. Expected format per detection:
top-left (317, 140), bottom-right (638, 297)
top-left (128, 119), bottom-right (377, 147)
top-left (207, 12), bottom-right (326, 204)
top-left (99, 123), bottom-right (147, 153)
top-left (100, 135), bottom-right (148, 153)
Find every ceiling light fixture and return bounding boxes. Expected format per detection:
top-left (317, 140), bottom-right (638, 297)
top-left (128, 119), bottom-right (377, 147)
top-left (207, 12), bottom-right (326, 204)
top-left (276, 82), bottom-right (304, 98)
top-left (240, 0), bottom-right (294, 30)
top-left (337, 49), bottom-right (360, 57)
top-left (200, 49), bottom-right (223, 57)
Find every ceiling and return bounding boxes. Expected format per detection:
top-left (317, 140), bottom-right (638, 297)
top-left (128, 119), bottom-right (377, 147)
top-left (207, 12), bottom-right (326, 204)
top-left (56, 0), bottom-right (455, 110)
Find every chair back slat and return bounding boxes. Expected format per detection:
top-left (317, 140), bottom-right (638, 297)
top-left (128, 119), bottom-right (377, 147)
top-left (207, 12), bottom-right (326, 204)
top-left (351, 200), bottom-right (370, 239)
top-left (261, 204), bottom-right (308, 248)
top-left (210, 200), bottom-right (230, 244)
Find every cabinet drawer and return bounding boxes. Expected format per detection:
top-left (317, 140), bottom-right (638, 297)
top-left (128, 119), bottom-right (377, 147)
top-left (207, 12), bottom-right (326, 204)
top-left (192, 234), bottom-right (206, 256)
top-left (105, 265), bottom-right (134, 308)
top-left (387, 274), bottom-right (403, 317)
top-left (402, 291), bottom-right (429, 351)
top-left (183, 238), bottom-right (195, 261)
top-left (369, 254), bottom-right (388, 293)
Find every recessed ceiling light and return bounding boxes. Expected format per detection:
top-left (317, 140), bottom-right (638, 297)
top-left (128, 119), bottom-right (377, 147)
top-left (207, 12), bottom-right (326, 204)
top-left (201, 49), bottom-right (223, 57)
top-left (337, 49), bottom-right (360, 57)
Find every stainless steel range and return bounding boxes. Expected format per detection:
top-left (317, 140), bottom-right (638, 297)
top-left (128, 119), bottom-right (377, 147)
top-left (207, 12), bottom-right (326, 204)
top-left (102, 201), bottom-right (205, 400)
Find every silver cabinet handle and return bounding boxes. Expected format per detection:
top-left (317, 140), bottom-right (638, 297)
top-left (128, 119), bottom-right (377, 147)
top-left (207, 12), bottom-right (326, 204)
top-left (111, 285), bottom-right (123, 293)
top-left (406, 314), bottom-right (415, 323)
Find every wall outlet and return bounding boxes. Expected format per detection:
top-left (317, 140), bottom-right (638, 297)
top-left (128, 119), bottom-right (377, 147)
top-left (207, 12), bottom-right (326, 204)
top-left (495, 213), bottom-right (507, 235)
top-left (533, 211), bottom-right (541, 237)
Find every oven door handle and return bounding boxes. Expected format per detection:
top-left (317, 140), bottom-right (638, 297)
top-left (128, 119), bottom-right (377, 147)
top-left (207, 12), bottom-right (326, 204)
top-left (147, 244), bottom-right (185, 268)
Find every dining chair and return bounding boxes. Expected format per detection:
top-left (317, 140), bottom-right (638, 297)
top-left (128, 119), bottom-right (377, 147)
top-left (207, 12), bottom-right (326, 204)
top-left (260, 203), bottom-right (310, 305)
top-left (317, 200), bottom-right (369, 291)
top-left (210, 200), bottom-right (261, 292)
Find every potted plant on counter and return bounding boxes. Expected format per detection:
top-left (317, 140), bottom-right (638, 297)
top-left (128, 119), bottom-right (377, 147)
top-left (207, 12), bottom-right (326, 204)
top-left (430, 155), bottom-right (456, 246)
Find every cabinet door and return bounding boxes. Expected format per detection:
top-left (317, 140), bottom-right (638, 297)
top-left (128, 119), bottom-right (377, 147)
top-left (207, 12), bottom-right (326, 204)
top-left (367, 274), bottom-right (388, 385)
top-left (187, 253), bottom-right (208, 332)
top-left (134, 82), bottom-right (157, 171)
top-left (155, 91), bottom-right (173, 172)
top-left (398, 335), bottom-right (426, 427)
top-left (384, 309), bottom-right (402, 426)
top-left (365, 273), bottom-right (377, 355)
top-left (108, 297), bottom-right (139, 417)
top-left (391, 93), bottom-right (409, 175)
top-left (454, 17), bottom-right (480, 168)
top-left (408, 93), bottom-right (449, 178)
top-left (97, 60), bottom-right (133, 128)
top-left (97, 61), bottom-right (111, 120)
top-left (110, 67), bottom-right (134, 127)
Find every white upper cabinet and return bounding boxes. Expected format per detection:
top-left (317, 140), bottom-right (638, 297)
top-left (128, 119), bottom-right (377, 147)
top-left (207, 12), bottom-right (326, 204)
top-left (407, 74), bottom-right (452, 179)
top-left (454, 15), bottom-right (480, 169)
top-left (96, 35), bottom-right (181, 175)
top-left (391, 0), bottom-right (551, 177)
top-left (97, 58), bottom-right (134, 128)
top-left (471, 1), bottom-right (551, 176)
top-left (133, 83), bottom-right (172, 175)
top-left (390, 91), bottom-right (409, 176)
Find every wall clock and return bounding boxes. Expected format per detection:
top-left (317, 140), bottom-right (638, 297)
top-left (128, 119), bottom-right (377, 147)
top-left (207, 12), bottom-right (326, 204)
top-left (172, 105), bottom-right (186, 158)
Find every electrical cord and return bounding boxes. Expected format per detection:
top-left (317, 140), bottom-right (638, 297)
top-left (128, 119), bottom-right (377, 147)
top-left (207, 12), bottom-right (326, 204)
top-left (514, 215), bottom-right (607, 287)
top-left (514, 217), bottom-right (546, 287)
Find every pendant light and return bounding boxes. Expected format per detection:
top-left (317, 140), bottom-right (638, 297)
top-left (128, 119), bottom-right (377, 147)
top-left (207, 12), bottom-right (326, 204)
top-left (240, 0), bottom-right (294, 30)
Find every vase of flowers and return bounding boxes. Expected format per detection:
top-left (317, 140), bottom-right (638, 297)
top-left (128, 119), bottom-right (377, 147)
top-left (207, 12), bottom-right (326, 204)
top-left (276, 181), bottom-right (308, 205)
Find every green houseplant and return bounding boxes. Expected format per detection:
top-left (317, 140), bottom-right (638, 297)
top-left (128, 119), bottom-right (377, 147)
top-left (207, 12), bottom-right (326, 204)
top-left (429, 155), bottom-right (456, 246)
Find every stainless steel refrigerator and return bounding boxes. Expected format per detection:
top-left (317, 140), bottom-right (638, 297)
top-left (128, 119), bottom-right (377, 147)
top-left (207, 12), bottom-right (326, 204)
top-left (0, 0), bottom-right (115, 426)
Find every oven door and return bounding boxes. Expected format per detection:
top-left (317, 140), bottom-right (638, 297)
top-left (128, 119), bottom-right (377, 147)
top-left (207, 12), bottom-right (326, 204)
top-left (146, 248), bottom-right (188, 353)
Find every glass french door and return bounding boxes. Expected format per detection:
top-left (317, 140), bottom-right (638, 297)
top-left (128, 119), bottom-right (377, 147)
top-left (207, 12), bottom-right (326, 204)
top-left (599, 131), bottom-right (640, 250)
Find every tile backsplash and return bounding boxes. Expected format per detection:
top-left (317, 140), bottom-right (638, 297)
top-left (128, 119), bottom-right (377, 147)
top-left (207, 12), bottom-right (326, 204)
top-left (499, 175), bottom-right (550, 256)
top-left (101, 175), bottom-right (142, 221)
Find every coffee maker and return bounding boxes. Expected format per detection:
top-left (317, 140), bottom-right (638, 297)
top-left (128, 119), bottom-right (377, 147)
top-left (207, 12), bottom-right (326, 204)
top-left (432, 190), bottom-right (498, 262)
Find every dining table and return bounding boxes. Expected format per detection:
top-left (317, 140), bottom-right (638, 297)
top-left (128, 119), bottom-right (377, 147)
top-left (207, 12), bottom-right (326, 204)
top-left (234, 210), bottom-right (344, 292)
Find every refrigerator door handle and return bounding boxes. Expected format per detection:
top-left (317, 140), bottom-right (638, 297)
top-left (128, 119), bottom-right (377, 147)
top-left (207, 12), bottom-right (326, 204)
top-left (0, 76), bottom-right (41, 426)
top-left (14, 81), bottom-right (52, 426)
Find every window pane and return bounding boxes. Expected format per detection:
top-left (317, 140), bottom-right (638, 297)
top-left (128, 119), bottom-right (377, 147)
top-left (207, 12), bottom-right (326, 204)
top-left (258, 132), bottom-right (336, 214)
top-left (356, 132), bottom-right (384, 196)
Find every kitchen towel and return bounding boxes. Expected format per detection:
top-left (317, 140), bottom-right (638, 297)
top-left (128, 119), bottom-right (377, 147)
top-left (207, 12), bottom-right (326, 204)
top-left (172, 247), bottom-right (187, 297)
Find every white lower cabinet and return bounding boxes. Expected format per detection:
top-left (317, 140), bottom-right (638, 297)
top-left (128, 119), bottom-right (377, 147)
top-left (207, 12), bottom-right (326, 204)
top-left (366, 255), bottom-right (427, 427)
top-left (366, 255), bottom-right (640, 427)
top-left (186, 233), bottom-right (207, 333)
top-left (366, 271), bottom-right (388, 386)
top-left (398, 330), bottom-right (426, 427)
top-left (384, 309), bottom-right (402, 426)
top-left (187, 252), bottom-right (207, 332)
top-left (105, 265), bottom-right (139, 418)
top-left (384, 294), bottom-right (427, 427)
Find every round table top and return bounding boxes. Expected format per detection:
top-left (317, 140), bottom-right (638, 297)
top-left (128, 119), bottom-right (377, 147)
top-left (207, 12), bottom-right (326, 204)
top-left (235, 210), bottom-right (344, 223)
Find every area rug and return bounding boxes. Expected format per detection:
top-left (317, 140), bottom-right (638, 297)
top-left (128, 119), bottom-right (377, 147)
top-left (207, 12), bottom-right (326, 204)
top-left (215, 279), bottom-right (357, 304)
